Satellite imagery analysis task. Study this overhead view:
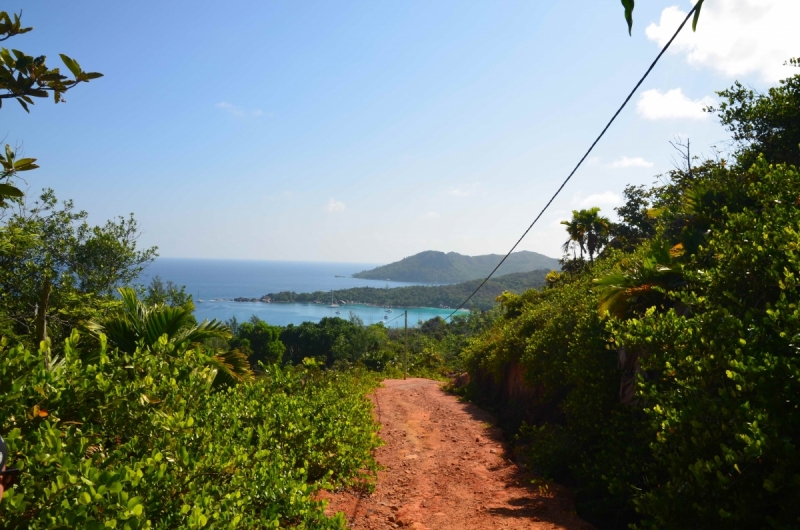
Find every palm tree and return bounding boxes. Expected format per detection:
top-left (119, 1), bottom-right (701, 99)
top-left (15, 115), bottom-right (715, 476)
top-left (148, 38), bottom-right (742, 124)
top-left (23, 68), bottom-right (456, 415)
top-left (561, 207), bottom-right (611, 264)
top-left (579, 207), bottom-right (611, 264)
top-left (86, 287), bottom-right (254, 387)
top-left (560, 217), bottom-right (585, 260)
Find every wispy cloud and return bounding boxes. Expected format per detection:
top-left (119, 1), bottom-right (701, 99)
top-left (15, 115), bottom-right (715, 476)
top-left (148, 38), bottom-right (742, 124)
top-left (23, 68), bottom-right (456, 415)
top-left (422, 211), bottom-right (440, 219)
top-left (636, 88), bottom-right (714, 121)
top-left (448, 183), bottom-right (479, 197)
top-left (608, 156), bottom-right (654, 169)
top-left (576, 191), bottom-right (622, 208)
top-left (646, 1), bottom-right (800, 82)
top-left (216, 101), bottom-right (265, 118)
top-left (325, 198), bottom-right (346, 213)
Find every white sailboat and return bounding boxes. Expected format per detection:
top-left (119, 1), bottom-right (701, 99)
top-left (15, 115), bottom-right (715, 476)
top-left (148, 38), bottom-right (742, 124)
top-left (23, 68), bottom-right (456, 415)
top-left (328, 292), bottom-right (339, 309)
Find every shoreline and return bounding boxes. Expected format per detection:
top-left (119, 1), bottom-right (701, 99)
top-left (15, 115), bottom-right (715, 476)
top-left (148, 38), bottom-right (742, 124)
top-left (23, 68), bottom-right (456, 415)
top-left (218, 300), bottom-right (469, 312)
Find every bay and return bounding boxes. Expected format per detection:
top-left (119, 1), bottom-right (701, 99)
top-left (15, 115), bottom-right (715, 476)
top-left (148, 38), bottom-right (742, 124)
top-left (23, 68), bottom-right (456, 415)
top-left (141, 258), bottom-right (465, 327)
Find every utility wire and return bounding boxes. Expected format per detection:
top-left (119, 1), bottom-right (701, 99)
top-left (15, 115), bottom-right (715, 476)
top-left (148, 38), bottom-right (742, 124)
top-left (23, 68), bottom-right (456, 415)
top-left (384, 312), bottom-right (405, 325)
top-left (444, 4), bottom-right (699, 321)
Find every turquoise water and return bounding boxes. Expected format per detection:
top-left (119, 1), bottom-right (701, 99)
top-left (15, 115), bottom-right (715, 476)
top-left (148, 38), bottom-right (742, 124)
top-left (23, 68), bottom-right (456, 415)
top-left (142, 258), bottom-right (464, 327)
top-left (193, 301), bottom-right (463, 328)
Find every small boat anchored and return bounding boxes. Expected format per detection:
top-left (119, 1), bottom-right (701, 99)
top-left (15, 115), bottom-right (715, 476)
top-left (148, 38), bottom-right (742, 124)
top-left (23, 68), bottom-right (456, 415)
top-left (328, 292), bottom-right (339, 309)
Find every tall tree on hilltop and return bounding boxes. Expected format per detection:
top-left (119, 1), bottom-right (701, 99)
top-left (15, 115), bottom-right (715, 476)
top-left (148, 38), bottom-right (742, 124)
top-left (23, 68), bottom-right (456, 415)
top-left (561, 207), bottom-right (612, 265)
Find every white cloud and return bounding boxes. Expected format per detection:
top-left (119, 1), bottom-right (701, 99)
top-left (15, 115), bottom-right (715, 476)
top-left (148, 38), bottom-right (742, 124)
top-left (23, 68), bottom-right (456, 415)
top-left (325, 198), bottom-right (346, 213)
top-left (216, 101), bottom-right (265, 118)
top-left (646, 1), bottom-right (800, 82)
top-left (422, 211), bottom-right (440, 219)
top-left (608, 156), bottom-right (654, 169)
top-left (637, 88), bottom-right (715, 120)
top-left (448, 183), bottom-right (479, 197)
top-left (575, 191), bottom-right (622, 208)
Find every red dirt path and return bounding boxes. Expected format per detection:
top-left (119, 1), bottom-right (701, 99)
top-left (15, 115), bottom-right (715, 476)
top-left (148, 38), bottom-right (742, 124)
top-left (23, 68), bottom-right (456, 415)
top-left (322, 378), bottom-right (593, 530)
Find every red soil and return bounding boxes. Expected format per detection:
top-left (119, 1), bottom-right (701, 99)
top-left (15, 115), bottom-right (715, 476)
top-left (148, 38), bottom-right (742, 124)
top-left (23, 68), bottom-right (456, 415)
top-left (322, 378), bottom-right (593, 530)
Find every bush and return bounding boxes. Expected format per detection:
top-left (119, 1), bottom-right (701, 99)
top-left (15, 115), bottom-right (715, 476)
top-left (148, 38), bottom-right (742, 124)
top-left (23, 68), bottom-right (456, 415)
top-left (0, 333), bottom-right (380, 528)
top-left (612, 160), bottom-right (800, 528)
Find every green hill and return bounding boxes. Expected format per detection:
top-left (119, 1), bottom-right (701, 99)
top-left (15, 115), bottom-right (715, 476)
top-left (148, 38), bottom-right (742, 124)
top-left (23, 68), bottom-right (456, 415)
top-left (268, 269), bottom-right (551, 311)
top-left (352, 250), bottom-right (559, 283)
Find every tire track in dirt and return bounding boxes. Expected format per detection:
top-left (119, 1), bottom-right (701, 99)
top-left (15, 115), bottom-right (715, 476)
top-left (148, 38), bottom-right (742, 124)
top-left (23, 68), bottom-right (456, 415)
top-left (322, 378), bottom-right (593, 530)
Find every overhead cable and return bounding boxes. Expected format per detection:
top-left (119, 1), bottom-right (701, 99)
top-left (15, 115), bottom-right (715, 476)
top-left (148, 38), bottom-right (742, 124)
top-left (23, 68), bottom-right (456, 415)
top-left (444, 4), bottom-right (700, 321)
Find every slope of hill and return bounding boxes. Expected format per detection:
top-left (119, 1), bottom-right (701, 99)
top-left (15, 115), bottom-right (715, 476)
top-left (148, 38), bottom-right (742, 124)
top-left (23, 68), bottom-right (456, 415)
top-left (268, 269), bottom-right (550, 311)
top-left (352, 250), bottom-right (559, 283)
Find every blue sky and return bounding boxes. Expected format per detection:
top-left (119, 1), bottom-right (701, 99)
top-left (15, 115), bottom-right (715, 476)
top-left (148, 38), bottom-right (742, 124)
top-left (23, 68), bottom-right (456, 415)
top-left (5, 0), bottom-right (798, 262)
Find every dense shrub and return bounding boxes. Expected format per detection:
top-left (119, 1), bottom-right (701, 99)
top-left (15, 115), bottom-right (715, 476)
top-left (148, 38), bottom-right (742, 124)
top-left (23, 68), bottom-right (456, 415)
top-left (0, 334), bottom-right (380, 528)
top-left (463, 74), bottom-right (800, 529)
top-left (612, 160), bottom-right (800, 528)
top-left (463, 262), bottom-right (645, 524)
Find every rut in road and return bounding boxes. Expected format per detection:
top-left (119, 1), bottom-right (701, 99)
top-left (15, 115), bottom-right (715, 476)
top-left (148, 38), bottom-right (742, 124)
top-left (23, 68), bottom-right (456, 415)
top-left (322, 378), bottom-right (592, 530)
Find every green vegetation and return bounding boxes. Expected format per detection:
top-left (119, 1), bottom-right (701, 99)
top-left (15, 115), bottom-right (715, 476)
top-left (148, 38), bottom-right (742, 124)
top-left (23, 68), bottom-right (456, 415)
top-left (221, 311), bottom-right (493, 377)
top-left (463, 68), bottom-right (800, 528)
top-left (352, 250), bottom-right (558, 283)
top-left (0, 337), bottom-right (381, 528)
top-left (1, 8), bottom-right (794, 529)
top-left (0, 13), bottom-right (385, 527)
top-left (270, 268), bottom-right (551, 311)
top-left (560, 207), bottom-right (611, 265)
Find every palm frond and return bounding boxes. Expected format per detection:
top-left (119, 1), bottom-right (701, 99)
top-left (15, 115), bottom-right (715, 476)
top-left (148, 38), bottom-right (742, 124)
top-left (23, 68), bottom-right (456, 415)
top-left (207, 348), bottom-right (254, 388)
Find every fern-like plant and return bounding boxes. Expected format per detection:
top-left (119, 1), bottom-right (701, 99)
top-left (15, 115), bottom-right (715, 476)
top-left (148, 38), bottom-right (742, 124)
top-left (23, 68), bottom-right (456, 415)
top-left (86, 287), bottom-right (253, 387)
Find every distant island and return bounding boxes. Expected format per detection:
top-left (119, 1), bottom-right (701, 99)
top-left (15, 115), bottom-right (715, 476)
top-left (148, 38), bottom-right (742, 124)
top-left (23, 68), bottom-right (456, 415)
top-left (255, 269), bottom-right (552, 311)
top-left (352, 250), bottom-right (559, 283)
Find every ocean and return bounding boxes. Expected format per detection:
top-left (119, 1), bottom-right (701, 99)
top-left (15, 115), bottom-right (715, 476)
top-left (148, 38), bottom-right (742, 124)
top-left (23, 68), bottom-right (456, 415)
top-left (141, 258), bottom-right (464, 327)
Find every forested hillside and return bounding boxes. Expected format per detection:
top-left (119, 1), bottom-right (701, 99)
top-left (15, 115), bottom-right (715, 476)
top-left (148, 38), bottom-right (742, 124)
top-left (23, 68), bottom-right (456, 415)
top-left (269, 268), bottom-right (550, 310)
top-left (353, 250), bottom-right (558, 283)
top-left (462, 68), bottom-right (800, 528)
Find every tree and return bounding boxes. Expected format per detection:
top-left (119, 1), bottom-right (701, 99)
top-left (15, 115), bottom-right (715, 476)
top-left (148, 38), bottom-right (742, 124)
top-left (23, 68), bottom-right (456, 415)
top-left (561, 207), bottom-right (611, 265)
top-left (0, 10), bottom-right (102, 203)
top-left (0, 189), bottom-right (157, 348)
top-left (608, 184), bottom-right (656, 252)
top-left (229, 316), bottom-right (286, 368)
top-left (709, 63), bottom-right (800, 168)
top-left (86, 287), bottom-right (253, 387)
top-left (144, 275), bottom-right (192, 308)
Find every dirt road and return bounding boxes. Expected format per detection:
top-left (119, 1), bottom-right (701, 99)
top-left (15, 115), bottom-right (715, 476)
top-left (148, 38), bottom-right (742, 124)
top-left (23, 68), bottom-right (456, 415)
top-left (323, 378), bottom-right (592, 530)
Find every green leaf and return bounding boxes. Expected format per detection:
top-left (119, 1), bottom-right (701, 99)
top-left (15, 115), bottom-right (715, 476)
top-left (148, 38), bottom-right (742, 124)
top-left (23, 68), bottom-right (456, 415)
top-left (692, 0), bottom-right (704, 31)
top-left (621, 0), bottom-right (635, 36)
top-left (84, 72), bottom-right (104, 80)
top-left (13, 157), bottom-right (36, 169)
top-left (0, 183), bottom-right (23, 197)
top-left (59, 54), bottom-right (82, 77)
